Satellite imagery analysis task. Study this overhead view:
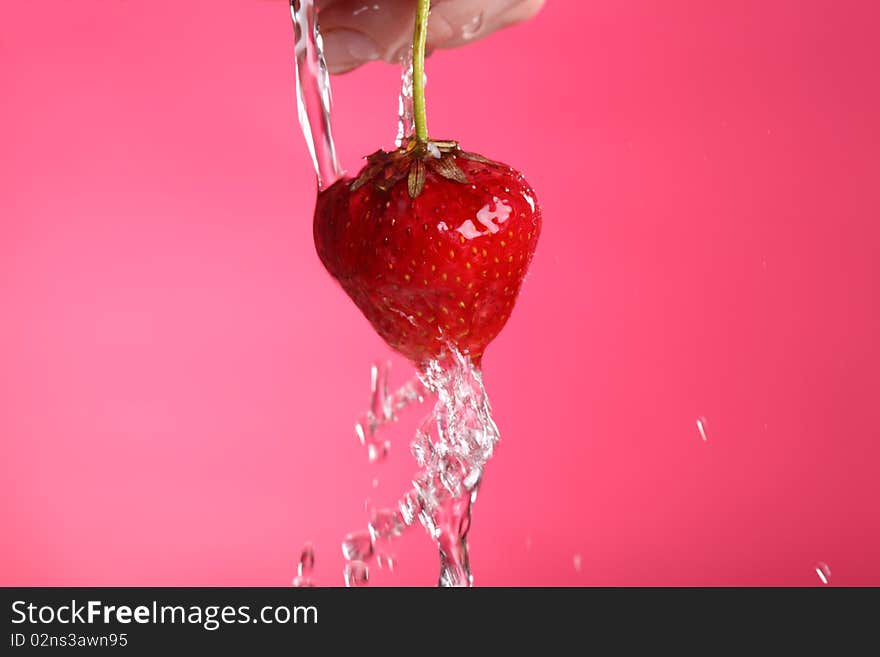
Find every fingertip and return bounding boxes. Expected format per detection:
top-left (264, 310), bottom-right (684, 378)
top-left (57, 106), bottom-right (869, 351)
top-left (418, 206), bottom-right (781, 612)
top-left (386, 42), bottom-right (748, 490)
top-left (426, 0), bottom-right (545, 51)
top-left (322, 28), bottom-right (381, 74)
top-left (318, 0), bottom-right (415, 72)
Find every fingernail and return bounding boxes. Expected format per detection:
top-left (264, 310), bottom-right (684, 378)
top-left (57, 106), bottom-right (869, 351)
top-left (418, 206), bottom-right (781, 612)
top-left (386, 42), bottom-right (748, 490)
top-left (322, 29), bottom-right (381, 70)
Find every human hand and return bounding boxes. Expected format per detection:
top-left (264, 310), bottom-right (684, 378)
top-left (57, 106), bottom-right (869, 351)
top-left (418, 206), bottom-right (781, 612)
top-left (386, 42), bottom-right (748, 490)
top-left (312, 0), bottom-right (545, 73)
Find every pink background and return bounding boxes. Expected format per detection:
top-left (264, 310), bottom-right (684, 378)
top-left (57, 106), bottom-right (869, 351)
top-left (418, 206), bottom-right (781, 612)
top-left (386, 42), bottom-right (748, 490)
top-left (2, 1), bottom-right (878, 586)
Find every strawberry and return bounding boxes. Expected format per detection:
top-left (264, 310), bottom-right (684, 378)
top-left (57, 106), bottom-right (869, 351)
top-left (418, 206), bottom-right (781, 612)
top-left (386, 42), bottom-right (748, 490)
top-left (311, 0), bottom-right (541, 366)
top-left (314, 139), bottom-right (541, 366)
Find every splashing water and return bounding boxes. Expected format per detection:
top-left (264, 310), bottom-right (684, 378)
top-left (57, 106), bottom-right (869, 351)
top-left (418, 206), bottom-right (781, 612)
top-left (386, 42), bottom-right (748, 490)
top-left (343, 347), bottom-right (499, 586)
top-left (413, 349), bottom-right (500, 586)
top-left (289, 0), bottom-right (344, 189)
top-left (290, 2), bottom-right (501, 587)
top-left (342, 348), bottom-right (500, 586)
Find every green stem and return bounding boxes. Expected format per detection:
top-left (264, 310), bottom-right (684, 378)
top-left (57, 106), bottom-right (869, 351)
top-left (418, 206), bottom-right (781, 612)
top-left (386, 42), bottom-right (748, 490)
top-left (412, 0), bottom-right (430, 142)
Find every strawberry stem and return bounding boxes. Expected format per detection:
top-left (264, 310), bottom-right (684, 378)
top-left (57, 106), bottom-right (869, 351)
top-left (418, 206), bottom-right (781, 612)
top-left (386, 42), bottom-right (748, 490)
top-left (412, 0), bottom-right (430, 142)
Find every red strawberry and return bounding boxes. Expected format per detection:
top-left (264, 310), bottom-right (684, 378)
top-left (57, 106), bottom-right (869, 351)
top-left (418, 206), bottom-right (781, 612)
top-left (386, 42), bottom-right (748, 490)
top-left (314, 139), bottom-right (541, 366)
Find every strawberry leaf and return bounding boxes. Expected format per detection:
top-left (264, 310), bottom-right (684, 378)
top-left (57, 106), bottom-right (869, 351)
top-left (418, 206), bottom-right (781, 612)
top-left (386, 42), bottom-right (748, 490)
top-left (430, 155), bottom-right (469, 183)
top-left (408, 160), bottom-right (426, 198)
top-left (459, 151), bottom-right (500, 167)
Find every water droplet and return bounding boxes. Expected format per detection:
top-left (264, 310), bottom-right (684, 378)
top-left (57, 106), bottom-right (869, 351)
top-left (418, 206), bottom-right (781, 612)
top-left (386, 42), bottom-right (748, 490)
top-left (525, 537), bottom-right (533, 552)
top-left (376, 552), bottom-right (396, 571)
top-left (352, 4), bottom-right (379, 17)
top-left (368, 440), bottom-right (390, 463)
top-left (344, 561), bottom-right (369, 587)
top-left (369, 507), bottom-right (405, 540)
top-left (370, 361), bottom-right (393, 423)
top-left (461, 12), bottom-right (484, 40)
top-left (696, 416), bottom-right (709, 442)
top-left (371, 477), bottom-right (380, 489)
top-left (815, 562), bottom-right (831, 585)
top-left (341, 530), bottom-right (374, 562)
top-left (297, 542), bottom-right (315, 576)
top-left (292, 575), bottom-right (314, 587)
top-left (573, 554), bottom-right (583, 572)
top-left (394, 378), bottom-right (426, 410)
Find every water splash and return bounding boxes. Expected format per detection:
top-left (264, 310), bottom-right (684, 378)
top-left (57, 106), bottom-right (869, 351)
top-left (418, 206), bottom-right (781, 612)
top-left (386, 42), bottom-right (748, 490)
top-left (290, 0), bottom-right (344, 189)
top-left (345, 347), bottom-right (499, 587)
top-left (411, 348), bottom-right (500, 586)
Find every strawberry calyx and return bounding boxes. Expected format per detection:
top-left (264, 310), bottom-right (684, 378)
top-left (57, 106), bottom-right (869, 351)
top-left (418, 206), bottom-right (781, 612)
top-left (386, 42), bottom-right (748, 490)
top-left (349, 138), bottom-right (501, 199)
top-left (350, 0), bottom-right (500, 200)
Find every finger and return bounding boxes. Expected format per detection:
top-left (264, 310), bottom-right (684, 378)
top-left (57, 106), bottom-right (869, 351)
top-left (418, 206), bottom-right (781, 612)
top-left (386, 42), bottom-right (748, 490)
top-left (429, 0), bottom-right (545, 50)
top-left (315, 0), bottom-right (545, 74)
top-left (317, 0), bottom-right (415, 74)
